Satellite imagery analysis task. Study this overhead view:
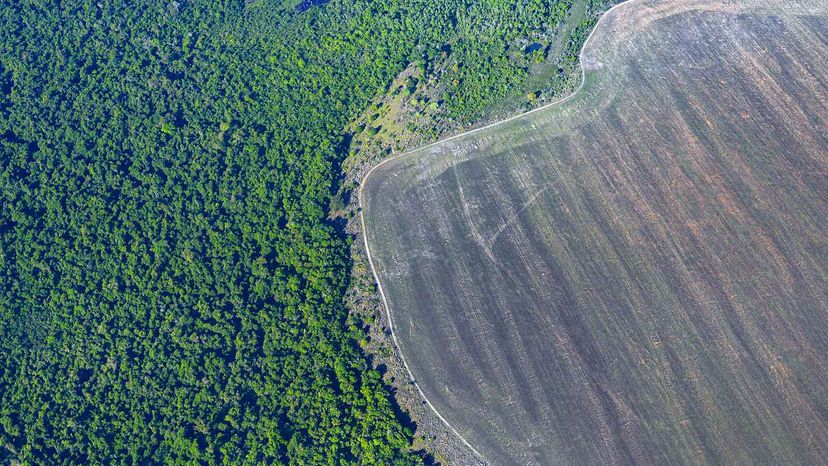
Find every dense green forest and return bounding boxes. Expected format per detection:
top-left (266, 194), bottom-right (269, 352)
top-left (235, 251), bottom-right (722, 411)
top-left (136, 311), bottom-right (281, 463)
top-left (0, 0), bottom-right (607, 463)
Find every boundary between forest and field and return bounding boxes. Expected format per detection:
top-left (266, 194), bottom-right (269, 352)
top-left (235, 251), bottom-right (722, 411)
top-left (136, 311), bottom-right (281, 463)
top-left (357, 0), bottom-right (636, 461)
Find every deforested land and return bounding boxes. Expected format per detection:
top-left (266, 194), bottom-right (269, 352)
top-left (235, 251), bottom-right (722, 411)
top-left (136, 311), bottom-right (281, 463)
top-left (362, 0), bottom-right (828, 463)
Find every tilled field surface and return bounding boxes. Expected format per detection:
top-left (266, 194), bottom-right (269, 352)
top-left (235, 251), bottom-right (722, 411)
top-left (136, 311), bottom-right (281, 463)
top-left (362, 0), bottom-right (828, 463)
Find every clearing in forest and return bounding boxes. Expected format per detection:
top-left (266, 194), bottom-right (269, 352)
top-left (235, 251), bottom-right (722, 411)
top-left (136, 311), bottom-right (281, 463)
top-left (361, 0), bottom-right (828, 464)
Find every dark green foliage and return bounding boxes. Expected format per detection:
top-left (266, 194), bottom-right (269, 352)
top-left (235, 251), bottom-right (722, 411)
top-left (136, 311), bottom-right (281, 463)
top-left (0, 0), bottom-right (593, 463)
top-left (0, 0), bottom-right (427, 463)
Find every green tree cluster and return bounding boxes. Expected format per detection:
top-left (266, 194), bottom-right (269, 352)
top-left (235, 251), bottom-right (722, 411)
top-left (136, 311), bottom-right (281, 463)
top-left (440, 0), bottom-right (574, 118)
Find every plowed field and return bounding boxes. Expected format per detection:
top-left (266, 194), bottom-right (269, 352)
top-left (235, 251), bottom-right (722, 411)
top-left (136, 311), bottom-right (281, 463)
top-left (361, 0), bottom-right (828, 463)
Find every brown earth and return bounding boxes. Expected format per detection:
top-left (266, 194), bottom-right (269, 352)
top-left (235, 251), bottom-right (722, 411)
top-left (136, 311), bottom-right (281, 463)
top-left (361, 0), bottom-right (828, 463)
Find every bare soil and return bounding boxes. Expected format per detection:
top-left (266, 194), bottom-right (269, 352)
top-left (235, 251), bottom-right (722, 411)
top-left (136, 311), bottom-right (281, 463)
top-left (361, 0), bottom-right (828, 463)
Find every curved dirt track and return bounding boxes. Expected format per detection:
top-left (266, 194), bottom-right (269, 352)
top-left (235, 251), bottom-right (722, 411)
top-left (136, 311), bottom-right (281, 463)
top-left (361, 0), bottom-right (828, 464)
